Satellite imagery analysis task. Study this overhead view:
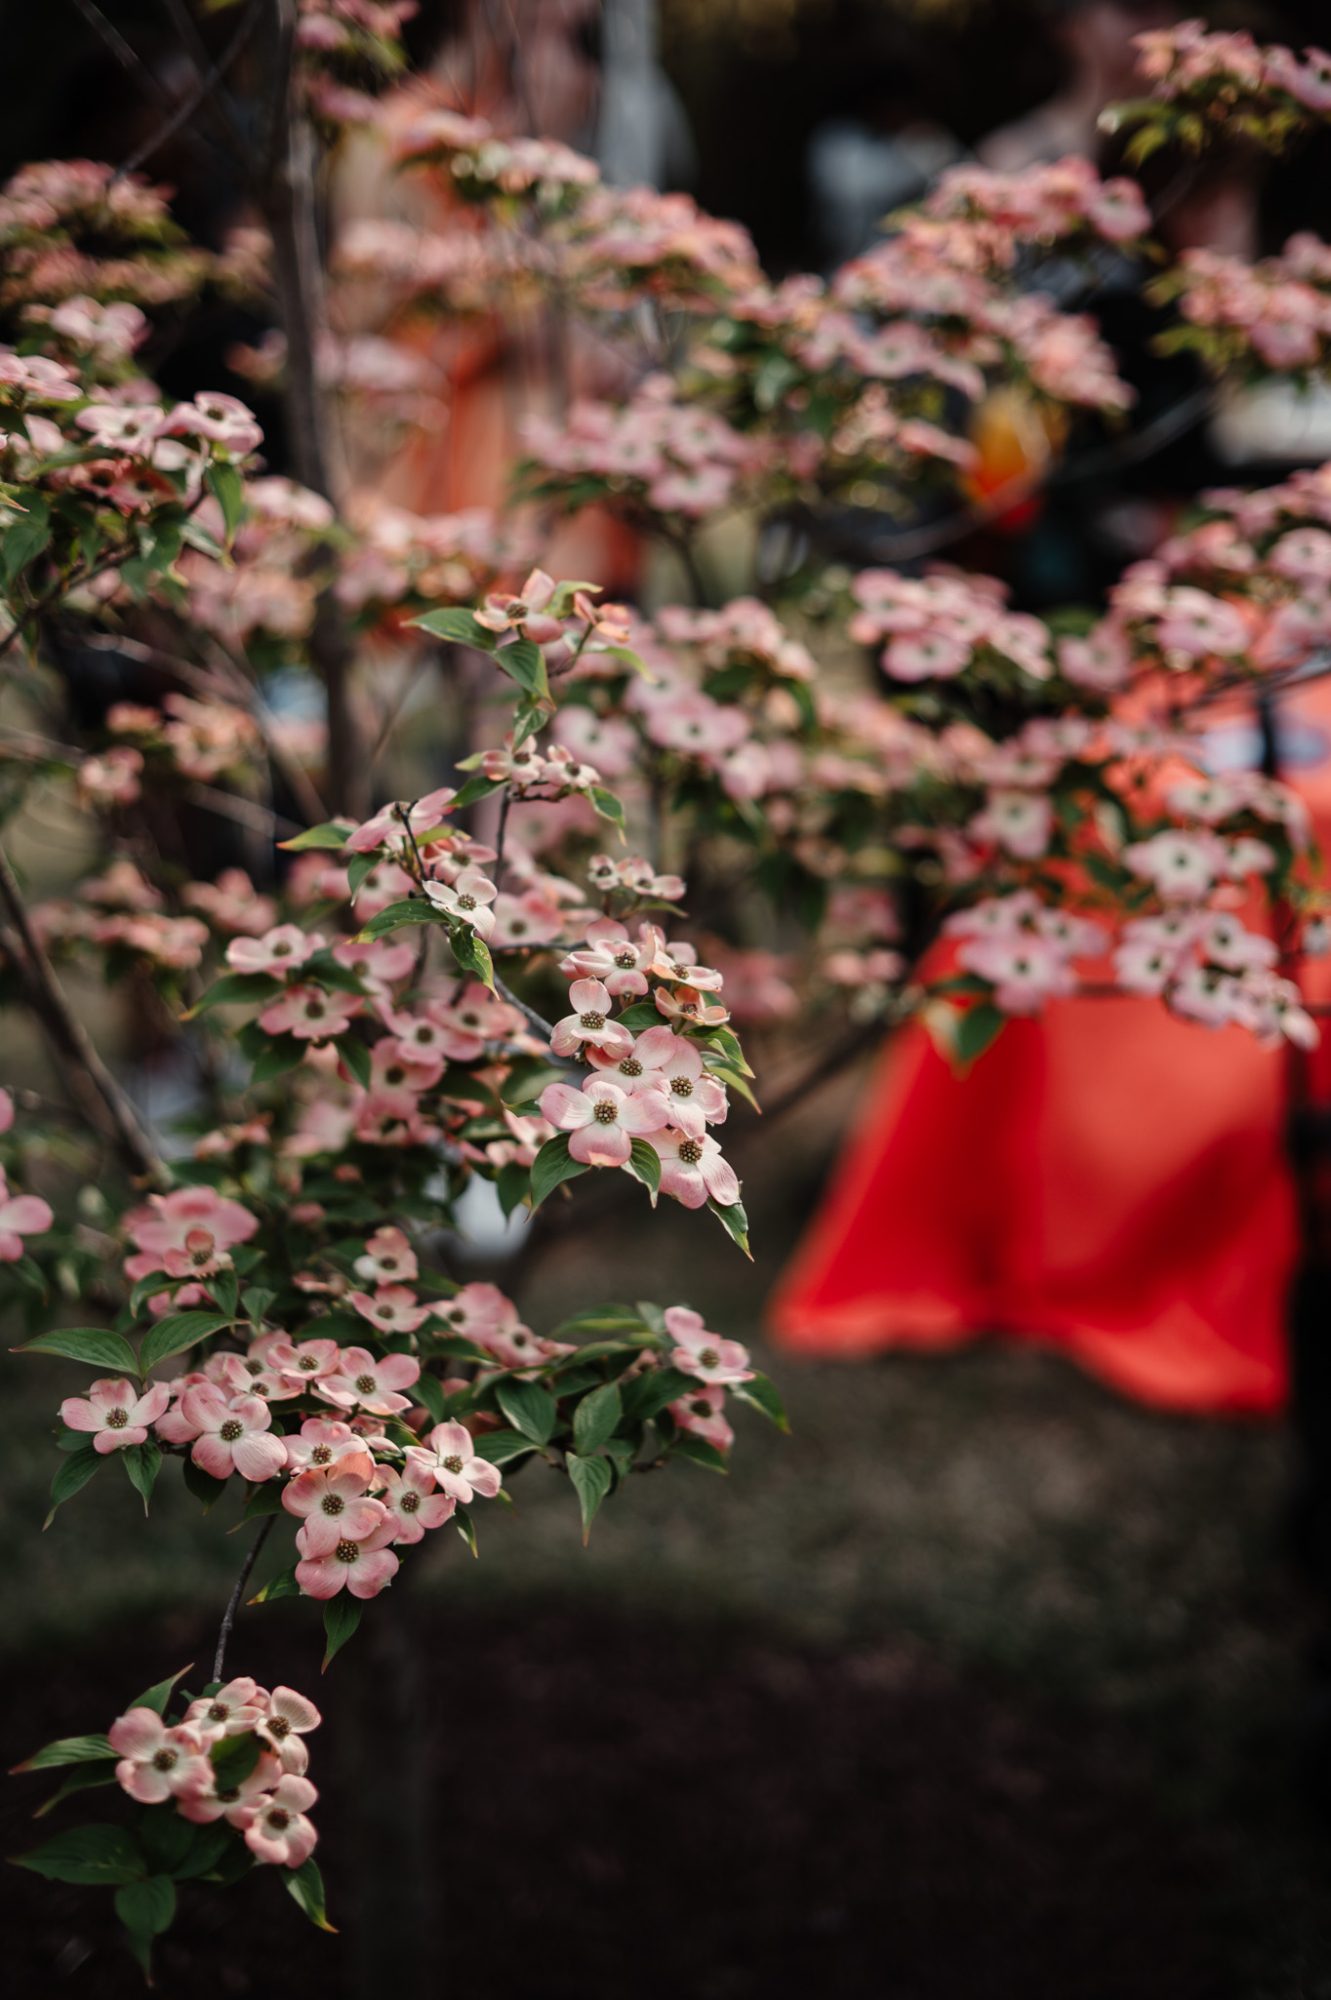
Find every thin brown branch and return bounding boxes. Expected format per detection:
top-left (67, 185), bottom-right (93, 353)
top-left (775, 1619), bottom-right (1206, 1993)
top-left (0, 842), bottom-right (167, 1184)
top-left (213, 1515), bottom-right (276, 1683)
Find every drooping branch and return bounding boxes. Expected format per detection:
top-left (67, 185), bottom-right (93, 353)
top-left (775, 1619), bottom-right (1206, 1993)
top-left (213, 1515), bottom-right (276, 1684)
top-left (0, 842), bottom-right (167, 1184)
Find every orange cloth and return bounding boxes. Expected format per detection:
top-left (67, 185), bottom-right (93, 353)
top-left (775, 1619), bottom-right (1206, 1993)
top-left (770, 680), bottom-right (1331, 1416)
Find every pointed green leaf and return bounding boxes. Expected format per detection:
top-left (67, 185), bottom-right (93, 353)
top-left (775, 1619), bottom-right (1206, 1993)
top-left (14, 1824), bottom-right (147, 1886)
top-left (322, 1596), bottom-right (363, 1672)
top-left (565, 1452), bottom-right (614, 1543)
top-left (572, 1380), bottom-right (622, 1456)
top-left (731, 1370), bottom-right (789, 1432)
top-left (18, 1326), bottom-right (139, 1373)
top-left (529, 1133), bottom-right (590, 1210)
top-left (140, 1310), bottom-right (230, 1376)
top-left (495, 1377), bottom-right (558, 1445)
top-left (44, 1445), bottom-right (101, 1527)
top-left (285, 1855), bottom-right (337, 1931)
top-left (115, 1874), bottom-right (176, 1937)
top-left (277, 821), bottom-right (354, 852)
top-left (11, 1733), bottom-right (113, 1774)
top-left (408, 606), bottom-right (494, 650)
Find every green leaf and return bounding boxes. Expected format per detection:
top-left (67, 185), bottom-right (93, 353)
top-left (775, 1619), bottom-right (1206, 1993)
top-left (122, 1441), bottom-right (162, 1513)
top-left (205, 460), bottom-right (246, 541)
top-left (449, 924), bottom-right (495, 990)
top-left (339, 1035), bottom-right (372, 1091)
top-left (209, 1731), bottom-right (262, 1789)
top-left (470, 1427), bottom-right (539, 1465)
top-left (285, 1855), bottom-right (337, 1932)
top-left (278, 821), bottom-right (354, 852)
top-left (625, 1139), bottom-right (660, 1202)
top-left (612, 1001), bottom-right (660, 1031)
top-left (357, 897), bottom-right (441, 939)
top-left (408, 605), bottom-right (494, 650)
top-left (31, 1764), bottom-right (119, 1819)
top-left (322, 1596), bottom-right (363, 1672)
top-left (14, 1825), bottom-right (146, 1886)
top-left (18, 1326), bottom-right (140, 1372)
top-left (572, 1380), bottom-right (622, 1455)
top-left (953, 1001), bottom-right (1005, 1067)
top-left (11, 1732), bottom-right (114, 1774)
top-left (495, 1377), bottom-right (558, 1445)
top-left (565, 1452), bottom-right (614, 1543)
top-left (494, 637), bottom-right (549, 699)
top-left (731, 1369), bottom-right (789, 1432)
top-left (2, 495), bottom-right (51, 584)
top-left (182, 1457), bottom-right (229, 1512)
top-left (127, 1664), bottom-right (193, 1716)
top-left (621, 1365), bottom-right (696, 1424)
top-left (671, 1433), bottom-right (730, 1474)
top-left (707, 1197), bottom-right (753, 1260)
top-left (495, 1160), bottom-right (531, 1218)
top-left (44, 1445), bottom-right (101, 1527)
top-left (529, 1133), bottom-right (590, 1210)
top-left (590, 786), bottom-right (626, 830)
top-left (140, 1309), bottom-right (230, 1375)
top-left (451, 772), bottom-right (504, 811)
top-left (249, 1564), bottom-right (301, 1604)
top-left (116, 1874), bottom-right (176, 1940)
top-left (168, 1823), bottom-right (235, 1881)
top-left (185, 971), bottom-right (281, 1016)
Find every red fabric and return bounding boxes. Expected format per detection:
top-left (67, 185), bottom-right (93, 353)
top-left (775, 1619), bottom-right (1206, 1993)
top-left (769, 683), bottom-right (1331, 1416)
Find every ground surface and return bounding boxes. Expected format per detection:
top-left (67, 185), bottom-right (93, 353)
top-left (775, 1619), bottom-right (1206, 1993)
top-left (6, 1326), bottom-right (1331, 1999)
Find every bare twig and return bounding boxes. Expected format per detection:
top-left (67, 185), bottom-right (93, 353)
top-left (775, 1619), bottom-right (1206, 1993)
top-left (0, 841), bottom-right (166, 1183)
top-left (68, 0), bottom-right (171, 101)
top-left (213, 1515), bottom-right (276, 1683)
top-left (117, 0), bottom-right (263, 178)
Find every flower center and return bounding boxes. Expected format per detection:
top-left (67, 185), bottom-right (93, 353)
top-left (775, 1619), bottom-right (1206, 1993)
top-left (273, 940), bottom-right (291, 957)
top-left (614, 950), bottom-right (637, 969)
top-left (670, 1076), bottom-right (693, 1097)
top-left (107, 1408), bottom-right (129, 1429)
top-left (443, 1454), bottom-right (464, 1475)
top-left (299, 1355), bottom-right (318, 1371)
top-left (457, 894), bottom-right (476, 912)
top-left (678, 1138), bottom-right (703, 1165)
top-left (151, 1749), bottom-right (177, 1771)
top-left (304, 1001), bottom-right (325, 1020)
top-left (618, 1057), bottom-right (643, 1077)
top-left (267, 1716), bottom-right (290, 1739)
top-left (311, 1444), bottom-right (333, 1464)
top-left (321, 1493), bottom-right (345, 1516)
top-left (335, 1539), bottom-right (360, 1564)
top-left (266, 1808), bottom-right (291, 1830)
top-left (401, 1491), bottom-right (420, 1513)
top-left (592, 1100), bottom-right (618, 1125)
top-left (579, 1010), bottom-right (606, 1031)
top-left (355, 1373), bottom-right (376, 1394)
top-left (699, 1347), bottom-right (720, 1368)
top-left (208, 1702), bottom-right (229, 1722)
top-left (220, 1419), bottom-right (244, 1442)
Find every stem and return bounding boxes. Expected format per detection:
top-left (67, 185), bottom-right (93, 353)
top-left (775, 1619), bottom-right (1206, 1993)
top-left (0, 841), bottom-right (166, 1184)
top-left (212, 1515), bottom-right (276, 1684)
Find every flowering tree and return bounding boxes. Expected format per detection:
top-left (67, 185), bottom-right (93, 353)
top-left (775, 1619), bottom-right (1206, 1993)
top-left (3, 5), bottom-right (1330, 1973)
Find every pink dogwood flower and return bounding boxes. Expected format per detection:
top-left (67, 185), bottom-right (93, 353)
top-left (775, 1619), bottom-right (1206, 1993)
top-left (610, 1025), bottom-right (728, 1136)
top-left (666, 1305), bottom-right (754, 1385)
top-left (295, 1516), bottom-right (400, 1600)
top-left (550, 978), bottom-right (635, 1060)
top-left (181, 1386), bottom-right (287, 1480)
top-left (258, 983), bottom-right (362, 1041)
top-left (374, 1459), bottom-right (457, 1542)
top-left (286, 1464), bottom-right (386, 1555)
top-left (539, 1075), bottom-right (671, 1167)
top-left (423, 865), bottom-right (499, 936)
top-left (61, 1376), bottom-right (170, 1453)
top-left (348, 1285), bottom-right (434, 1336)
top-left (109, 1709), bottom-right (212, 1804)
top-left (254, 1686), bottom-right (322, 1774)
top-left (319, 1345), bottom-right (421, 1415)
top-left (243, 1773), bottom-right (319, 1867)
top-left (0, 1164), bottom-right (52, 1260)
top-left (353, 1225), bottom-right (418, 1285)
top-left (650, 1128), bottom-right (741, 1210)
top-left (225, 924), bottom-right (324, 975)
top-left (419, 1420), bottom-right (503, 1504)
